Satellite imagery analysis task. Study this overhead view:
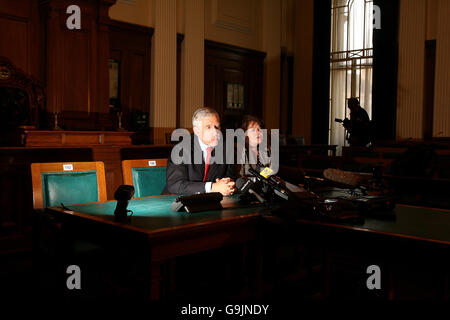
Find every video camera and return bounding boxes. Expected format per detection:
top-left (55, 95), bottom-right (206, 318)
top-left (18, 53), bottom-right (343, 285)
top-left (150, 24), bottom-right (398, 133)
top-left (335, 118), bottom-right (351, 127)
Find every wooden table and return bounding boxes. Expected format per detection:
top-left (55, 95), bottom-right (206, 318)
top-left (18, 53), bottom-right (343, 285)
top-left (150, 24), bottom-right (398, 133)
top-left (44, 195), bottom-right (450, 300)
top-left (45, 195), bottom-right (266, 299)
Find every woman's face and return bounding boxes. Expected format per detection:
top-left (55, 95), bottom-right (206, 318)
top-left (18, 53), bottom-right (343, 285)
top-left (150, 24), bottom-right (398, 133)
top-left (246, 121), bottom-right (263, 147)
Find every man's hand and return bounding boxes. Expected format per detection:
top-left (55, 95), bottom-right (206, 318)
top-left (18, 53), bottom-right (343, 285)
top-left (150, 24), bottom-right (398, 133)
top-left (211, 177), bottom-right (236, 196)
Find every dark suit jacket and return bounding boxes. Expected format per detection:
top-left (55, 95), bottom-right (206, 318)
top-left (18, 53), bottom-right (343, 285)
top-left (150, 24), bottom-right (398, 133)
top-left (162, 134), bottom-right (236, 195)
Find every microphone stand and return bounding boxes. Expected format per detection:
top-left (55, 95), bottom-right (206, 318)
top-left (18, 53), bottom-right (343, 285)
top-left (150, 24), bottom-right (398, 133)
top-left (249, 188), bottom-right (266, 204)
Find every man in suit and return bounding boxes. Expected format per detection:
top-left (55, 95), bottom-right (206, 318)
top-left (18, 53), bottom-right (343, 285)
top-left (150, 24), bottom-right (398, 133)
top-left (162, 107), bottom-right (236, 196)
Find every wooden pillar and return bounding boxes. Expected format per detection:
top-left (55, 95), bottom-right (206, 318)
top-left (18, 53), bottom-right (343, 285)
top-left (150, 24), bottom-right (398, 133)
top-left (150, 0), bottom-right (177, 144)
top-left (396, 0), bottom-right (426, 139)
top-left (262, 0), bottom-right (281, 130)
top-left (433, 0), bottom-right (450, 138)
top-left (180, 0), bottom-right (205, 129)
top-left (292, 0), bottom-right (314, 144)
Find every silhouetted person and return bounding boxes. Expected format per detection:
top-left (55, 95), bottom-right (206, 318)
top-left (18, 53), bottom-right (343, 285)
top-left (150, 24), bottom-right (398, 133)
top-left (342, 98), bottom-right (371, 146)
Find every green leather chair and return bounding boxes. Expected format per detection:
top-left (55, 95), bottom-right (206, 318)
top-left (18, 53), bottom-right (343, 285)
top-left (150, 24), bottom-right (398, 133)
top-left (31, 161), bottom-right (107, 209)
top-left (31, 161), bottom-right (108, 295)
top-left (122, 159), bottom-right (168, 198)
top-left (31, 161), bottom-right (107, 252)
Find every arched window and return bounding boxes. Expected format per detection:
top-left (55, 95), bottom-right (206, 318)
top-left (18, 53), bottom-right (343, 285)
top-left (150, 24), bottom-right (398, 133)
top-left (329, 0), bottom-right (374, 150)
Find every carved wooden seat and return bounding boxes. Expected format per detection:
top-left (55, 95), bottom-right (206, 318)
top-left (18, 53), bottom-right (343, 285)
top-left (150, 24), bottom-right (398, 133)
top-left (0, 56), bottom-right (45, 137)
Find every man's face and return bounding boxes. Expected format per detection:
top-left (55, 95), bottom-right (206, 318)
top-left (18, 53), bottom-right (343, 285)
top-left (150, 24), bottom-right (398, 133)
top-left (194, 114), bottom-right (221, 147)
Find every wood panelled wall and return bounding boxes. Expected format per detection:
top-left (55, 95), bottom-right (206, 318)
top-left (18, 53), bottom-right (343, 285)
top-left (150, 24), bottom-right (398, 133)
top-left (0, 0), bottom-right (41, 80)
top-left (41, 0), bottom-right (115, 130)
top-left (109, 20), bottom-right (153, 131)
top-left (0, 0), bottom-right (119, 131)
top-left (0, 0), bottom-right (157, 133)
top-left (204, 40), bottom-right (265, 129)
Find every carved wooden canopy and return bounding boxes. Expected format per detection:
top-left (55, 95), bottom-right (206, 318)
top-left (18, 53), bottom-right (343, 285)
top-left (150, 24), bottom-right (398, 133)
top-left (0, 56), bottom-right (45, 130)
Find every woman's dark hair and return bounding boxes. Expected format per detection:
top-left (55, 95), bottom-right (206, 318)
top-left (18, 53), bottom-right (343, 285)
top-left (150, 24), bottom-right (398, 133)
top-left (239, 115), bottom-right (270, 164)
top-left (240, 115), bottom-right (264, 131)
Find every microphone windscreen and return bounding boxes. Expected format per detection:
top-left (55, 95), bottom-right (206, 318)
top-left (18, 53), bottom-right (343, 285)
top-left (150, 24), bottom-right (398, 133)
top-left (114, 185), bottom-right (135, 200)
top-left (323, 168), bottom-right (361, 187)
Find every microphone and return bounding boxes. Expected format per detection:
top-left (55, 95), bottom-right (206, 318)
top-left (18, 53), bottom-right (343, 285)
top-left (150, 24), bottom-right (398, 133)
top-left (236, 177), bottom-right (266, 204)
top-left (114, 185), bottom-right (135, 222)
top-left (248, 167), bottom-right (289, 201)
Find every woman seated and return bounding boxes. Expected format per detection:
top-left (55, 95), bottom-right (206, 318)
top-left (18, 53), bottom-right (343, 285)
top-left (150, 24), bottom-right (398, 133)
top-left (236, 115), bottom-right (302, 196)
top-left (236, 115), bottom-right (273, 178)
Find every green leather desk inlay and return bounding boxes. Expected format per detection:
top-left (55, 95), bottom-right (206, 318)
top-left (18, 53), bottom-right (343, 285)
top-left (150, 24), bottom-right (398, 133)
top-left (63, 195), bottom-right (265, 232)
top-left (42, 170), bottom-right (98, 207)
top-left (298, 205), bottom-right (450, 244)
top-left (359, 206), bottom-right (450, 244)
top-left (54, 195), bottom-right (450, 244)
top-left (132, 167), bottom-right (167, 197)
